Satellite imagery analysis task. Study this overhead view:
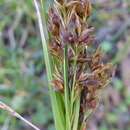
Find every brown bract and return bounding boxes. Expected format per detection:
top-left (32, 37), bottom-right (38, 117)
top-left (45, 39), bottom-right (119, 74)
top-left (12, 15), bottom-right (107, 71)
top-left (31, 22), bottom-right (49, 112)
top-left (52, 79), bottom-right (64, 92)
top-left (48, 8), bottom-right (61, 37)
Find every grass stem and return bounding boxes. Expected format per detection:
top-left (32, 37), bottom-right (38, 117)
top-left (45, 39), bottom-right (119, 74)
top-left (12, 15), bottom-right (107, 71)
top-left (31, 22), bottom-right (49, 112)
top-left (0, 101), bottom-right (40, 130)
top-left (63, 45), bottom-right (71, 130)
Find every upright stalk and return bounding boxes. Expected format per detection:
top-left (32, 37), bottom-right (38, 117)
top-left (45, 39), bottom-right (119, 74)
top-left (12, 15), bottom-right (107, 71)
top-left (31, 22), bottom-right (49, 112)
top-left (63, 45), bottom-right (71, 130)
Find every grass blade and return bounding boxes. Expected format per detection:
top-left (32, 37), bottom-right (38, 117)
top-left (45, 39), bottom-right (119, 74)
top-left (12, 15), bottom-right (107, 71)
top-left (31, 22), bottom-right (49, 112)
top-left (33, 1), bottom-right (65, 130)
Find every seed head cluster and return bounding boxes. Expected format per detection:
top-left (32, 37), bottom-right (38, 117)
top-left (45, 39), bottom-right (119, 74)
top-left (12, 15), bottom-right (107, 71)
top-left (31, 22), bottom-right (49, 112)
top-left (48, 0), bottom-right (113, 125)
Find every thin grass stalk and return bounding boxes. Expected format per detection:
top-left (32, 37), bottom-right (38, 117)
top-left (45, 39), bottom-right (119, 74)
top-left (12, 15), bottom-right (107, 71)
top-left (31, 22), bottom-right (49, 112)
top-left (33, 1), bottom-right (65, 130)
top-left (63, 45), bottom-right (71, 130)
top-left (70, 46), bottom-right (78, 115)
top-left (72, 97), bottom-right (80, 130)
top-left (0, 101), bottom-right (40, 130)
top-left (70, 46), bottom-right (80, 130)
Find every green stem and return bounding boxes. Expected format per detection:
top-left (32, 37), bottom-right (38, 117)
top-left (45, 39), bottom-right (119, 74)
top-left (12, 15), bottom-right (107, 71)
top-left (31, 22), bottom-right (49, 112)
top-left (63, 45), bottom-right (71, 130)
top-left (72, 97), bottom-right (81, 130)
top-left (70, 46), bottom-right (80, 130)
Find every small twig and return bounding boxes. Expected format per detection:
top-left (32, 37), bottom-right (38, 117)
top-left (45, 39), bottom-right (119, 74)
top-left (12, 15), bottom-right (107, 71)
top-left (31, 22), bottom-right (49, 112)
top-left (0, 101), bottom-right (40, 130)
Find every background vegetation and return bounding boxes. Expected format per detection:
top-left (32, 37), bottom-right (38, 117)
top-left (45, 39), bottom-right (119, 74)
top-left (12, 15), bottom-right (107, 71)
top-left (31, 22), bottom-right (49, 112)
top-left (0, 0), bottom-right (130, 130)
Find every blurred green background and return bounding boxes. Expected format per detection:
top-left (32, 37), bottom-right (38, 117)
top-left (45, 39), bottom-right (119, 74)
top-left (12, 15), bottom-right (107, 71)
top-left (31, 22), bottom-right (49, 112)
top-left (0, 0), bottom-right (130, 130)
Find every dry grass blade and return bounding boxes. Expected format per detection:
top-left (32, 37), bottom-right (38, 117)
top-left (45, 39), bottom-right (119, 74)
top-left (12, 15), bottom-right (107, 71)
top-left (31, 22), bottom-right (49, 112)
top-left (0, 101), bottom-right (40, 130)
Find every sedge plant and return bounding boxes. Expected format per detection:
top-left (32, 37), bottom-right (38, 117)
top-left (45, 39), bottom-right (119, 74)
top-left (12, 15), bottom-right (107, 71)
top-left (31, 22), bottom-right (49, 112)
top-left (34, 0), bottom-right (113, 130)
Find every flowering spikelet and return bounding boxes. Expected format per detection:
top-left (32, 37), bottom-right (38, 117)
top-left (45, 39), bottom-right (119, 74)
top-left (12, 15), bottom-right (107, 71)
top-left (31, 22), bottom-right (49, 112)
top-left (48, 0), bottom-right (113, 129)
